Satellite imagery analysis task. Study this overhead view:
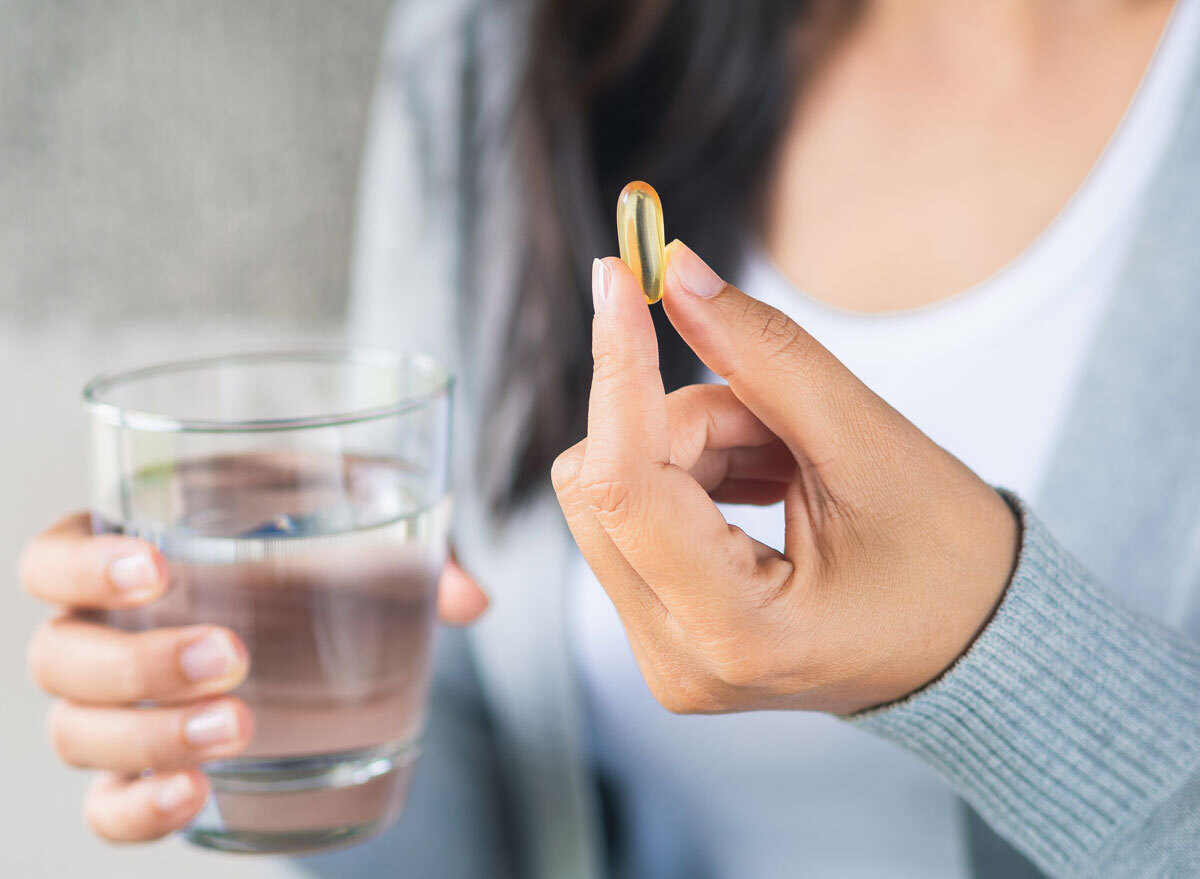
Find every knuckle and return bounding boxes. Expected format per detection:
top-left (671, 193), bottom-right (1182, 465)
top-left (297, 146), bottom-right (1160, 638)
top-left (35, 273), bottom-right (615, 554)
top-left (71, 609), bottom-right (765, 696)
top-left (550, 448), bottom-right (583, 494)
top-left (752, 306), bottom-right (806, 362)
top-left (590, 343), bottom-right (623, 381)
top-left (665, 383), bottom-right (707, 412)
top-left (666, 385), bottom-right (734, 466)
top-left (578, 467), bottom-right (635, 517)
top-left (126, 716), bottom-right (165, 769)
top-left (650, 679), bottom-right (695, 715)
top-left (651, 672), bottom-right (716, 716)
top-left (114, 635), bottom-right (155, 703)
top-left (146, 706), bottom-right (192, 767)
top-left (713, 651), bottom-right (763, 689)
top-left (661, 685), bottom-right (705, 715)
top-left (233, 698), bottom-right (256, 747)
top-left (665, 385), bottom-right (717, 431)
top-left (588, 343), bottom-right (619, 384)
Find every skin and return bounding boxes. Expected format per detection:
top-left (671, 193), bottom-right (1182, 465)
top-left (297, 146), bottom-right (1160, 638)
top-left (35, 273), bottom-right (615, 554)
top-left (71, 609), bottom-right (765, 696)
top-left (20, 0), bottom-right (1174, 846)
top-left (552, 247), bottom-right (1017, 716)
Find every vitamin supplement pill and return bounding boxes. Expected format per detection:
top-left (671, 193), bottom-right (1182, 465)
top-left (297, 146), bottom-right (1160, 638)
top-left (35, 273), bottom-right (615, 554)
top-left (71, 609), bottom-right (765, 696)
top-left (617, 180), bottom-right (666, 304)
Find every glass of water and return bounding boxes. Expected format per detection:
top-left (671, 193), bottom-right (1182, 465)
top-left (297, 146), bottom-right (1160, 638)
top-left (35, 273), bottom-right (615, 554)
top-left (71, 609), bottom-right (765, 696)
top-left (83, 350), bottom-right (453, 854)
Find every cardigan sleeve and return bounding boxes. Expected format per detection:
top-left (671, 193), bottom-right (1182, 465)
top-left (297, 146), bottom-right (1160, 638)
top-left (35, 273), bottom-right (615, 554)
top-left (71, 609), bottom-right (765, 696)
top-left (852, 496), bottom-right (1200, 878)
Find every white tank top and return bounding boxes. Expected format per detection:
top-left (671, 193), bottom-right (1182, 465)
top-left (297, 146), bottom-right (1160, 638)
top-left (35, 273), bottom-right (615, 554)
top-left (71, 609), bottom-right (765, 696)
top-left (569, 3), bottom-right (1200, 876)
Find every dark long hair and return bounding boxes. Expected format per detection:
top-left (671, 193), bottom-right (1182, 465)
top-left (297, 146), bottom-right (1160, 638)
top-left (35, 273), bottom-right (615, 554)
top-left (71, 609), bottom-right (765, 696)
top-left (481, 0), bottom-right (856, 513)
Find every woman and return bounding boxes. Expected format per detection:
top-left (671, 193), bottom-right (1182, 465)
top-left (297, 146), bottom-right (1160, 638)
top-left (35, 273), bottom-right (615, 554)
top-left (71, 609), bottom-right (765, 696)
top-left (20, 0), bottom-right (1200, 876)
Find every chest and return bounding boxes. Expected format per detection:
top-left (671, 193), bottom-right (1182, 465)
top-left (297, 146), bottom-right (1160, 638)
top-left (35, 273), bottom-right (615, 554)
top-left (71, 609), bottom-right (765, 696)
top-left (762, 3), bottom-right (1174, 312)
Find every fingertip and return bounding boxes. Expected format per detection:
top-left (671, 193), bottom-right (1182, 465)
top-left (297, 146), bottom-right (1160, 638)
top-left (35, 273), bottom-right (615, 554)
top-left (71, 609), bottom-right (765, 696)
top-left (151, 769), bottom-right (207, 817)
top-left (664, 239), bottom-right (725, 300)
top-left (595, 255), bottom-right (646, 316)
top-left (437, 560), bottom-right (490, 626)
top-left (602, 253), bottom-right (636, 283)
top-left (99, 538), bottom-right (168, 605)
top-left (590, 254), bottom-right (661, 378)
top-left (22, 512), bottom-right (170, 608)
top-left (587, 253), bottom-right (671, 466)
top-left (591, 257), bottom-right (610, 313)
top-left (186, 697), bottom-right (256, 755)
top-left (178, 626), bottom-right (250, 690)
top-left (230, 697), bottom-right (256, 746)
top-left (441, 590), bottom-right (490, 626)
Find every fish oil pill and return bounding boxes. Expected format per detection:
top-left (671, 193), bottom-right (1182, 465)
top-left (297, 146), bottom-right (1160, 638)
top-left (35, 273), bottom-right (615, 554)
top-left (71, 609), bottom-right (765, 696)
top-left (617, 181), bottom-right (666, 304)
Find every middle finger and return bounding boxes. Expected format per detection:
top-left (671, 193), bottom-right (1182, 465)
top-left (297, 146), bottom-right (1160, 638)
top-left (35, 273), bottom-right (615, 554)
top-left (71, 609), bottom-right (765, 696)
top-left (29, 617), bottom-right (248, 704)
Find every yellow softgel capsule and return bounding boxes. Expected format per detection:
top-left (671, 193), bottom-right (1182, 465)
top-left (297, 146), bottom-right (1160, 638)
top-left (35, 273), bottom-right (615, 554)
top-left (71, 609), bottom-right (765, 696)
top-left (617, 180), bottom-right (666, 304)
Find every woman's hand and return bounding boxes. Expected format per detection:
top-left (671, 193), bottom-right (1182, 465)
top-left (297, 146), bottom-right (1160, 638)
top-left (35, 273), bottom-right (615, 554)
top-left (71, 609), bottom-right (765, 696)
top-left (21, 514), bottom-right (488, 843)
top-left (552, 243), bottom-right (1018, 716)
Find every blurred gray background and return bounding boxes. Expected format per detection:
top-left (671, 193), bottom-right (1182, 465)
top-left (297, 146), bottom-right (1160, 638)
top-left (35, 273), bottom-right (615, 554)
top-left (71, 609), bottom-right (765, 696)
top-left (0, 2), bottom-right (394, 876)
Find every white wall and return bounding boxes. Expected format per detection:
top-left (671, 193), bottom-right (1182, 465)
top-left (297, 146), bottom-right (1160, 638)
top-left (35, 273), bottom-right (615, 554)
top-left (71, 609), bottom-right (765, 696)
top-left (0, 2), bottom-right (393, 875)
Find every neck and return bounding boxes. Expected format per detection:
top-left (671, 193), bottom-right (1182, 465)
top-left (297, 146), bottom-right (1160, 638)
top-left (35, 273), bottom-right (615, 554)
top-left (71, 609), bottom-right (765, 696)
top-left (859, 0), bottom-right (1151, 74)
top-left (867, 0), bottom-right (1128, 31)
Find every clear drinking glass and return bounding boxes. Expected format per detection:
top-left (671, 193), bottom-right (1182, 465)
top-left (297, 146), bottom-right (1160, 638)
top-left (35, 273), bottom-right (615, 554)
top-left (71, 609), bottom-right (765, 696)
top-left (83, 350), bottom-right (453, 854)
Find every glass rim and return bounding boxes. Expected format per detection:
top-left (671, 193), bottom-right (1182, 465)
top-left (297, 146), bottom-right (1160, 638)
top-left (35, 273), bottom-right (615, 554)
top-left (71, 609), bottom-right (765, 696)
top-left (82, 348), bottom-right (454, 434)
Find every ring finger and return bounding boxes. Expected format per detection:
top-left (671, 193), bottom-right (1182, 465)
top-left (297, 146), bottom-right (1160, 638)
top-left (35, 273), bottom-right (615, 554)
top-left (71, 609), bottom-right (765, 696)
top-left (48, 697), bottom-right (253, 772)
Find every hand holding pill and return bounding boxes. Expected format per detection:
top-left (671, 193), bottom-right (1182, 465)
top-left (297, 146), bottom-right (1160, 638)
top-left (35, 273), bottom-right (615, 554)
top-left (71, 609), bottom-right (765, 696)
top-left (553, 222), bottom-right (1019, 716)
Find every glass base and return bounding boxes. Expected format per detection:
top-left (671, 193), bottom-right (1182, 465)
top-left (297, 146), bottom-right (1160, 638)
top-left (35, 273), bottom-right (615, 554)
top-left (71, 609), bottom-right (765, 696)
top-left (184, 740), bottom-right (419, 855)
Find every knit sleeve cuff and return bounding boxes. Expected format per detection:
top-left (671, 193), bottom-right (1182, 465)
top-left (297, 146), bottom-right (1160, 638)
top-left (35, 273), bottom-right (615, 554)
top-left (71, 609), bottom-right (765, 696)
top-left (850, 495), bottom-right (1200, 873)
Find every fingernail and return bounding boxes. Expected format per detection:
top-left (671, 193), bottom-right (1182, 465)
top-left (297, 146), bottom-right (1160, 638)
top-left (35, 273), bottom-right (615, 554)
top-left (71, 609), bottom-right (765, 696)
top-left (667, 240), bottom-right (724, 298)
top-left (180, 632), bottom-right (241, 683)
top-left (185, 704), bottom-right (240, 748)
top-left (592, 258), bottom-right (611, 312)
top-left (108, 552), bottom-right (160, 593)
top-left (153, 774), bottom-right (196, 813)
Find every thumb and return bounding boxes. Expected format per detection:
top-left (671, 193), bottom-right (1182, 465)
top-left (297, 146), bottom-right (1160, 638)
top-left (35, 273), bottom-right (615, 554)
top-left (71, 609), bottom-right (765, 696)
top-left (661, 239), bottom-right (888, 471)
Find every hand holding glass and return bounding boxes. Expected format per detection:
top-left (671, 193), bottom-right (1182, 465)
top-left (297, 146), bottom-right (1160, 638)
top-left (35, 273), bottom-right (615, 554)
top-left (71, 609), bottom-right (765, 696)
top-left (84, 351), bottom-right (452, 854)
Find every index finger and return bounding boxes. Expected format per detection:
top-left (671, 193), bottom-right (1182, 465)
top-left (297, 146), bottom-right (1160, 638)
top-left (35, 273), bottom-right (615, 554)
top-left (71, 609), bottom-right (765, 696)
top-left (19, 512), bottom-right (168, 608)
top-left (583, 256), bottom-right (671, 472)
top-left (578, 259), bottom-right (792, 618)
